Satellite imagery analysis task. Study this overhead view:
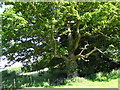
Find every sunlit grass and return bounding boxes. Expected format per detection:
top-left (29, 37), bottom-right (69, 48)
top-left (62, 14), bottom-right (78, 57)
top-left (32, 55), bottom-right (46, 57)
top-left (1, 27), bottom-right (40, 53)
top-left (51, 78), bottom-right (118, 88)
top-left (2, 67), bottom-right (119, 89)
top-left (26, 78), bottom-right (118, 88)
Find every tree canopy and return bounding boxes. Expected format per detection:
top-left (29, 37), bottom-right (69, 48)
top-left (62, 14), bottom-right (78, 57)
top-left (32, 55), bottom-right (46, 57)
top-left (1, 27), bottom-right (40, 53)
top-left (2, 2), bottom-right (120, 77)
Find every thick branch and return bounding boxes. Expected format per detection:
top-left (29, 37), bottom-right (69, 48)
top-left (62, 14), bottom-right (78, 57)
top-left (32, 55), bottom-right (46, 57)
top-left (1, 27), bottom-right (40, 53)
top-left (50, 25), bottom-right (57, 56)
top-left (72, 54), bottom-right (85, 61)
top-left (67, 24), bottom-right (73, 51)
top-left (60, 55), bottom-right (69, 61)
top-left (56, 55), bottom-right (69, 61)
top-left (72, 47), bottom-right (97, 61)
top-left (85, 47), bottom-right (97, 58)
top-left (73, 21), bottom-right (81, 51)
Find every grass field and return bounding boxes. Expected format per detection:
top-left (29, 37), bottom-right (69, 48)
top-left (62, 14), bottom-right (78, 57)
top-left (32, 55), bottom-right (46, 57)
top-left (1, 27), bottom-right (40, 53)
top-left (54, 79), bottom-right (118, 88)
top-left (1, 67), bottom-right (119, 88)
top-left (26, 78), bottom-right (118, 88)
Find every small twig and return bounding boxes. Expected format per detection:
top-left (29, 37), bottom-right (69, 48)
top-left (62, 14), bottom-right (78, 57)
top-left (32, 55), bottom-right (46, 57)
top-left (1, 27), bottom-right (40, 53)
top-left (80, 43), bottom-right (89, 55)
top-left (96, 48), bottom-right (106, 54)
top-left (98, 31), bottom-right (111, 39)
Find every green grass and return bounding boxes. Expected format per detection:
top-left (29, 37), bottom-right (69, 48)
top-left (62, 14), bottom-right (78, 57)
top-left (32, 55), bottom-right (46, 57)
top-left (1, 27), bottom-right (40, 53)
top-left (1, 67), bottom-right (119, 89)
top-left (53, 78), bottom-right (118, 88)
top-left (26, 78), bottom-right (118, 88)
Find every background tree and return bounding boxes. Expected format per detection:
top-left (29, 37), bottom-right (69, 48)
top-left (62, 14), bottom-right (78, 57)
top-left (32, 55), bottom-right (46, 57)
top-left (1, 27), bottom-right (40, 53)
top-left (2, 2), bottom-right (120, 78)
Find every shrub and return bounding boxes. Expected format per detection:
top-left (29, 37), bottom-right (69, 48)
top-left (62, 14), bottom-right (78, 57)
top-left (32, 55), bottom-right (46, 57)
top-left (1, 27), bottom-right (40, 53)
top-left (86, 69), bottom-right (119, 81)
top-left (65, 77), bottom-right (88, 83)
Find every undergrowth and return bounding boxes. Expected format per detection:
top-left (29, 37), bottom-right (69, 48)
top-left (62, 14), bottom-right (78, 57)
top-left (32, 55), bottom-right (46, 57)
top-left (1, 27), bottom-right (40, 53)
top-left (1, 67), bottom-right (119, 89)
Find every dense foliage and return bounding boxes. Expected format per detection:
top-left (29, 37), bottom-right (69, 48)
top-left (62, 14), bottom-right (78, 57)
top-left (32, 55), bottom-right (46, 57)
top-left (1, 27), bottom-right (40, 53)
top-left (2, 2), bottom-right (120, 77)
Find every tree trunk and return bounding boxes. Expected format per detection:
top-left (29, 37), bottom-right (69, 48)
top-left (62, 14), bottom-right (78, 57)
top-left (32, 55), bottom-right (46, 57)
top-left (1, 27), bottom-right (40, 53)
top-left (65, 57), bottom-right (78, 78)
